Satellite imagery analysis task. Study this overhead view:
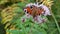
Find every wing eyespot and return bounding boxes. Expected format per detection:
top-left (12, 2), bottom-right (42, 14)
top-left (30, 6), bottom-right (33, 9)
top-left (24, 9), bottom-right (27, 12)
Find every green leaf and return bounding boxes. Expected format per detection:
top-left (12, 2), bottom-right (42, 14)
top-left (40, 23), bottom-right (48, 29)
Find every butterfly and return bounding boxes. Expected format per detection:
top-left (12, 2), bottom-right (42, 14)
top-left (22, 3), bottom-right (51, 23)
top-left (24, 5), bottom-right (44, 17)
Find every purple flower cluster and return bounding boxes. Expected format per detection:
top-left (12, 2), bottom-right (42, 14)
top-left (21, 2), bottom-right (51, 23)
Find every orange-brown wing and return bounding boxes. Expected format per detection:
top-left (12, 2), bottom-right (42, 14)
top-left (38, 8), bottom-right (44, 15)
top-left (26, 7), bottom-right (32, 14)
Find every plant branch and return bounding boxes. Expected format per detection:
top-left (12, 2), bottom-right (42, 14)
top-left (50, 9), bottom-right (60, 33)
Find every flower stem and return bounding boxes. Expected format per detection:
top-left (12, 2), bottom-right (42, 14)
top-left (51, 9), bottom-right (60, 33)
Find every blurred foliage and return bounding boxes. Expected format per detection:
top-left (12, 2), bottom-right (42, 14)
top-left (0, 0), bottom-right (60, 34)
